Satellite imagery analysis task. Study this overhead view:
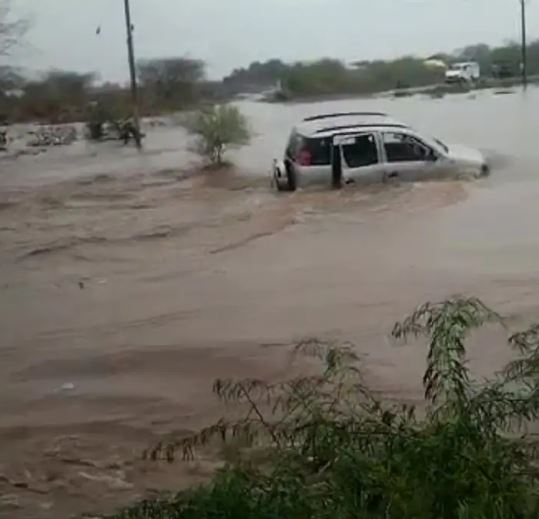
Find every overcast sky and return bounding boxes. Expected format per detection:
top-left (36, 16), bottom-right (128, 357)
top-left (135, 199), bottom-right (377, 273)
top-left (7, 0), bottom-right (539, 82)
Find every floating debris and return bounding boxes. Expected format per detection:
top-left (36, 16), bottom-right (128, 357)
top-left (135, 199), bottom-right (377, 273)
top-left (0, 129), bottom-right (7, 151)
top-left (27, 125), bottom-right (78, 147)
top-left (59, 382), bottom-right (76, 392)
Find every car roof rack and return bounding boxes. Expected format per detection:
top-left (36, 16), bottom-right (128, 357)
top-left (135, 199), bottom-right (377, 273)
top-left (303, 112), bottom-right (388, 122)
top-left (315, 122), bottom-right (409, 134)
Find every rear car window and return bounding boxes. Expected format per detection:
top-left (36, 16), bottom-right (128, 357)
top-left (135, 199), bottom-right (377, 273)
top-left (287, 134), bottom-right (331, 166)
top-left (301, 137), bottom-right (331, 165)
top-left (285, 131), bottom-right (302, 159)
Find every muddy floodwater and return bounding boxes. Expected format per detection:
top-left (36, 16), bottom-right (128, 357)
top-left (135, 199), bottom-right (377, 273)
top-left (2, 88), bottom-right (539, 517)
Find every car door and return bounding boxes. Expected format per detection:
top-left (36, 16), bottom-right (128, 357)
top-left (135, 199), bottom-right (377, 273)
top-left (334, 132), bottom-right (384, 185)
top-left (295, 135), bottom-right (333, 188)
top-left (380, 132), bottom-right (442, 182)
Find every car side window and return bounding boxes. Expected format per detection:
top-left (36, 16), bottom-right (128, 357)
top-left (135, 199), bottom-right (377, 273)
top-left (303, 137), bottom-right (331, 165)
top-left (342, 133), bottom-right (378, 168)
top-left (382, 132), bottom-right (432, 162)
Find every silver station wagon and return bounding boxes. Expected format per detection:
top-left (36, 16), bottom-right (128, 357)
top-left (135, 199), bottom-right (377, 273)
top-left (272, 112), bottom-right (488, 191)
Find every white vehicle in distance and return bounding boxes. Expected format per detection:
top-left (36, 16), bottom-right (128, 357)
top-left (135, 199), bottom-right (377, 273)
top-left (272, 112), bottom-right (488, 191)
top-left (445, 61), bottom-right (480, 84)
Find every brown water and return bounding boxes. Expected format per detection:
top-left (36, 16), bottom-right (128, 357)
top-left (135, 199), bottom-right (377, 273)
top-left (1, 88), bottom-right (539, 518)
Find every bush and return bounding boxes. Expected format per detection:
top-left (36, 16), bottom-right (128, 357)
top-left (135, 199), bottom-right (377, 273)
top-left (85, 102), bottom-right (117, 141)
top-left (111, 298), bottom-right (539, 519)
top-left (186, 104), bottom-right (250, 166)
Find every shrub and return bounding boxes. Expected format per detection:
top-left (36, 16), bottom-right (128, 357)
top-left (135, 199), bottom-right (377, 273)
top-left (111, 298), bottom-right (539, 519)
top-left (186, 104), bottom-right (250, 166)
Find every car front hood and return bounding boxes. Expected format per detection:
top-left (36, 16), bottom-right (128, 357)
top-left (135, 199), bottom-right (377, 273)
top-left (446, 144), bottom-right (488, 176)
top-left (447, 144), bottom-right (484, 165)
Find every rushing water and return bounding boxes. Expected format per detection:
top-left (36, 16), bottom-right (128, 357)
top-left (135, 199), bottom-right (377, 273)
top-left (1, 87), bottom-right (539, 518)
top-left (2, 86), bottom-right (539, 188)
top-left (234, 87), bottom-right (539, 182)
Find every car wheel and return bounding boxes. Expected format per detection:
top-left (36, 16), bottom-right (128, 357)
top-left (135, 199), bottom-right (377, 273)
top-left (273, 160), bottom-right (297, 192)
top-left (285, 161), bottom-right (297, 192)
top-left (274, 170), bottom-right (287, 191)
top-left (273, 165), bottom-right (288, 191)
top-left (272, 160), bottom-right (286, 191)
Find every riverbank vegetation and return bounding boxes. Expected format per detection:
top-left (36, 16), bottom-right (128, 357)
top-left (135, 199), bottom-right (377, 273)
top-left (184, 104), bottom-right (251, 166)
top-left (109, 298), bottom-right (539, 519)
top-left (225, 40), bottom-right (539, 98)
top-left (2, 40), bottom-right (539, 124)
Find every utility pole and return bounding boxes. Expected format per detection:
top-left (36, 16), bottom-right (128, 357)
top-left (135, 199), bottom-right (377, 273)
top-left (520, 0), bottom-right (528, 87)
top-left (123, 0), bottom-right (142, 148)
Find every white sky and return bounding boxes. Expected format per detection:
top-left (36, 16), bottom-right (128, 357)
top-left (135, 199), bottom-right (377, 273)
top-left (7, 0), bottom-right (539, 82)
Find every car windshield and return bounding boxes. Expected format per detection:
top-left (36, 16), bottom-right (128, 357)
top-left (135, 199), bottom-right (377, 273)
top-left (450, 64), bottom-right (465, 71)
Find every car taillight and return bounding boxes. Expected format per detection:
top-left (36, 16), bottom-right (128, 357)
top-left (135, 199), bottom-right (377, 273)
top-left (298, 150), bottom-right (312, 166)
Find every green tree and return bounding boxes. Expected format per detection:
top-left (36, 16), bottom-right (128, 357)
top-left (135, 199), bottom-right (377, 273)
top-left (186, 104), bottom-right (250, 166)
top-left (457, 43), bottom-right (493, 72)
top-left (285, 58), bottom-right (350, 96)
top-left (490, 42), bottom-right (521, 68)
top-left (223, 59), bottom-right (288, 93)
top-left (138, 57), bottom-right (205, 110)
top-left (283, 57), bottom-right (442, 97)
top-left (19, 70), bottom-right (95, 122)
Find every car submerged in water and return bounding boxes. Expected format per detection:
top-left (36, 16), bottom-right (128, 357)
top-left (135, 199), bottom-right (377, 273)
top-left (272, 112), bottom-right (488, 191)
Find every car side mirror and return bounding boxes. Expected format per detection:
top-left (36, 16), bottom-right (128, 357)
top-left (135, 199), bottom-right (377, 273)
top-left (426, 151), bottom-right (438, 162)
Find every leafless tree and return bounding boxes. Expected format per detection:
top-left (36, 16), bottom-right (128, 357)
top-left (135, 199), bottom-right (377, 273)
top-left (138, 57), bottom-right (205, 107)
top-left (0, 0), bottom-right (28, 57)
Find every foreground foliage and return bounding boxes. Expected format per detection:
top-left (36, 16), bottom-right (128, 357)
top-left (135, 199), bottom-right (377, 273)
top-left (111, 298), bottom-right (539, 519)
